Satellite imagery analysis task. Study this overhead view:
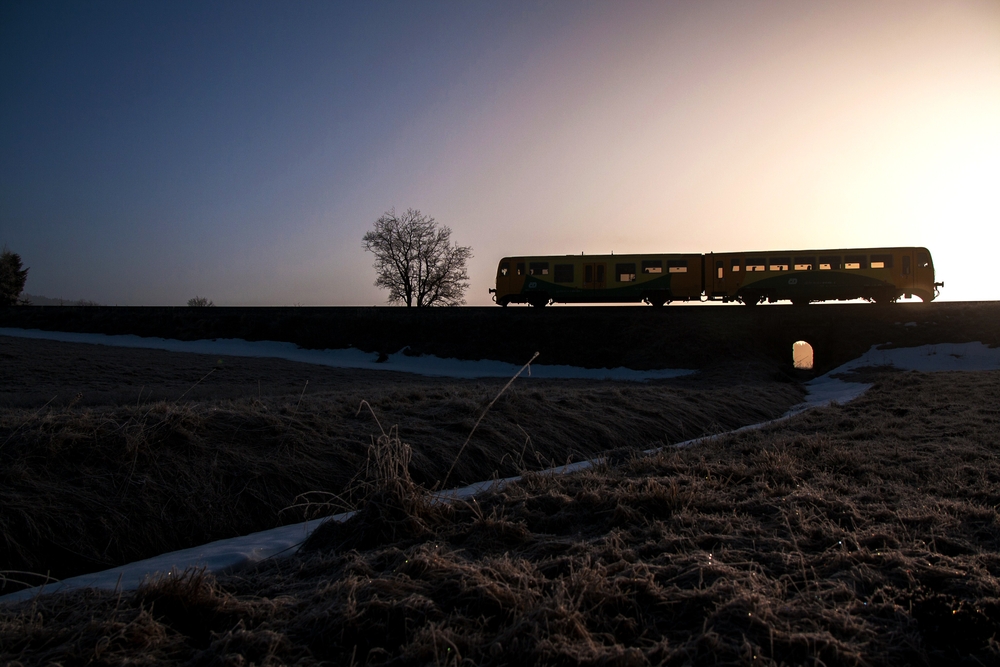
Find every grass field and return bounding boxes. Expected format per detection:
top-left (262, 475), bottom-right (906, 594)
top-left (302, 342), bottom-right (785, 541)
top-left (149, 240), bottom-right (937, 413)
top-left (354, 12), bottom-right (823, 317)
top-left (2, 335), bottom-right (999, 665)
top-left (0, 335), bottom-right (800, 590)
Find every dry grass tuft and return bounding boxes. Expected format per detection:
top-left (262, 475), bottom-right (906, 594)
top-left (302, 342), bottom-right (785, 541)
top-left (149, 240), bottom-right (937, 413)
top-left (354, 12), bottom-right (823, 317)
top-left (302, 400), bottom-right (445, 553)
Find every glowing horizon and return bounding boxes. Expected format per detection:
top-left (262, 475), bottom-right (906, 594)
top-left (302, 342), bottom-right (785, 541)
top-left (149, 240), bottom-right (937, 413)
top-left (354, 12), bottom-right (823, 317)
top-left (2, 1), bottom-right (997, 304)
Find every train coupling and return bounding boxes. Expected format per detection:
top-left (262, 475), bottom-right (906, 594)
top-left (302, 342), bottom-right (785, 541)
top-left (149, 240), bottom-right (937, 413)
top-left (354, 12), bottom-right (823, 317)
top-left (934, 281), bottom-right (944, 297)
top-left (488, 288), bottom-right (496, 294)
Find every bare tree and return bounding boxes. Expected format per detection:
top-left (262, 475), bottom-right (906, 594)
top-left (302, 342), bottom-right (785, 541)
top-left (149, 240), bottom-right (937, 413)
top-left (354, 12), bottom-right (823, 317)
top-left (363, 208), bottom-right (472, 307)
top-left (0, 245), bottom-right (29, 306)
top-left (187, 296), bottom-right (214, 307)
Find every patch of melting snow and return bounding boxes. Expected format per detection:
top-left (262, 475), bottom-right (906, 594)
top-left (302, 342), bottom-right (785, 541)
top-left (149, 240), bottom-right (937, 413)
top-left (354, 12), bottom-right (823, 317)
top-left (830, 341), bottom-right (1000, 374)
top-left (0, 328), bottom-right (693, 381)
top-left (4, 340), bottom-right (1000, 605)
top-left (0, 518), bottom-right (332, 604)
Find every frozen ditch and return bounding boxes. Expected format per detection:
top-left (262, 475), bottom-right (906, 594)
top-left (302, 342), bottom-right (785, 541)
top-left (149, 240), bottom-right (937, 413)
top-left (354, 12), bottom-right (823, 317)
top-left (3, 339), bottom-right (1000, 605)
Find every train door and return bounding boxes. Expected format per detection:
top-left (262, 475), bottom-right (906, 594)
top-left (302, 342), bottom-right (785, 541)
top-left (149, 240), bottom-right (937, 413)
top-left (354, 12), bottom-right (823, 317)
top-left (707, 253), bottom-right (727, 297)
top-left (584, 263), bottom-right (606, 291)
top-left (496, 260), bottom-right (511, 297)
top-left (899, 251), bottom-right (914, 294)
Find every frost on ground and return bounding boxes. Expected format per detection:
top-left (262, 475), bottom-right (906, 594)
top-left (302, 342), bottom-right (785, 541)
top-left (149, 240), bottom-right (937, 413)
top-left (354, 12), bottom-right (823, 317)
top-left (4, 340), bottom-right (998, 606)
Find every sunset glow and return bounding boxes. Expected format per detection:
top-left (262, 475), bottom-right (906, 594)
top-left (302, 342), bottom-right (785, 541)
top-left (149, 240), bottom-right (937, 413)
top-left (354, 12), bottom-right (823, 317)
top-left (2, 1), bottom-right (997, 304)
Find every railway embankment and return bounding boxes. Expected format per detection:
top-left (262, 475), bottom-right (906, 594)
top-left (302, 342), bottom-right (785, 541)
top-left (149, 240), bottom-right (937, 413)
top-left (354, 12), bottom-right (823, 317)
top-left (2, 301), bottom-right (998, 374)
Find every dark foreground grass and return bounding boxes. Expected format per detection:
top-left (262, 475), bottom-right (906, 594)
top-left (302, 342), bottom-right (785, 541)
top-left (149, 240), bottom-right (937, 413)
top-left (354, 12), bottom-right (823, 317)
top-left (2, 369), bottom-right (999, 665)
top-left (0, 366), bottom-right (800, 590)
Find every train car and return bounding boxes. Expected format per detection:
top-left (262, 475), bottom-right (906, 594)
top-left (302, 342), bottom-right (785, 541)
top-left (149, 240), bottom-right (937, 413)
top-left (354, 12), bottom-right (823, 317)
top-left (491, 247), bottom-right (941, 306)
top-left (489, 253), bottom-right (703, 307)
top-left (704, 247), bottom-right (941, 305)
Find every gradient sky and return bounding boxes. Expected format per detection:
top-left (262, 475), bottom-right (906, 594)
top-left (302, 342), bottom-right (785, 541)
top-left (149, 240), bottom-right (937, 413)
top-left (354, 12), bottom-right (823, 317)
top-left (2, 1), bottom-right (998, 305)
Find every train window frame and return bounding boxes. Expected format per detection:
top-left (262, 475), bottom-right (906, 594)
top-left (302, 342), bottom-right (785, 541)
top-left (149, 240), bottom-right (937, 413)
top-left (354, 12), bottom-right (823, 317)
top-left (641, 259), bottom-right (663, 274)
top-left (528, 262), bottom-right (549, 276)
top-left (918, 253), bottom-right (930, 269)
top-left (516, 262), bottom-right (525, 276)
top-left (716, 260), bottom-right (724, 280)
top-left (499, 262), bottom-right (509, 277)
top-left (794, 257), bottom-right (815, 271)
top-left (769, 258), bottom-right (790, 272)
top-left (844, 254), bottom-right (866, 270)
top-left (554, 264), bottom-right (574, 283)
top-left (870, 254), bottom-right (894, 269)
top-left (667, 259), bottom-right (688, 274)
top-left (616, 262), bottom-right (637, 282)
top-left (746, 257), bottom-right (766, 272)
top-left (731, 258), bottom-right (741, 272)
top-left (818, 256), bottom-right (840, 270)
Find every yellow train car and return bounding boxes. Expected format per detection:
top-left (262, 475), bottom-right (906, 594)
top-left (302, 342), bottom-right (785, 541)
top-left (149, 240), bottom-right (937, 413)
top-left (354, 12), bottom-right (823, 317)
top-left (491, 247), bottom-right (942, 306)
top-left (704, 247), bottom-right (941, 305)
top-left (490, 253), bottom-right (703, 307)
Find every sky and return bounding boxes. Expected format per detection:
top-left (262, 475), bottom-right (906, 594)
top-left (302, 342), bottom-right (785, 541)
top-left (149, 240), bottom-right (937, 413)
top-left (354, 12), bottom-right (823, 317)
top-left (2, 0), bottom-right (998, 305)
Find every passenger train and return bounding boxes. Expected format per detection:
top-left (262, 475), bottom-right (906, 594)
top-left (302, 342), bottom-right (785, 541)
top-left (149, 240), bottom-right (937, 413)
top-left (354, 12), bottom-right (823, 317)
top-left (490, 247), bottom-right (942, 307)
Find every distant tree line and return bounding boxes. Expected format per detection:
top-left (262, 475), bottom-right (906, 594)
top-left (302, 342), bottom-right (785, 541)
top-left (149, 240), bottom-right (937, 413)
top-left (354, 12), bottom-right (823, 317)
top-left (21, 294), bottom-right (102, 307)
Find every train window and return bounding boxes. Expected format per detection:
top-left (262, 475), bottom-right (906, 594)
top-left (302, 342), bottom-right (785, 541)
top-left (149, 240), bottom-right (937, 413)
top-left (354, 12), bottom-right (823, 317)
top-left (844, 254), bottom-right (866, 270)
top-left (642, 260), bottom-right (663, 274)
top-left (616, 263), bottom-right (637, 282)
top-left (554, 264), bottom-right (574, 283)
top-left (902, 256), bottom-right (911, 275)
top-left (746, 258), bottom-right (766, 272)
top-left (731, 258), bottom-right (741, 272)
top-left (667, 259), bottom-right (688, 273)
top-left (918, 253), bottom-right (930, 268)
top-left (716, 261), bottom-right (724, 280)
top-left (516, 262), bottom-right (525, 276)
top-left (818, 256), bottom-right (840, 270)
top-left (529, 262), bottom-right (549, 275)
top-left (794, 257), bottom-right (815, 271)
top-left (500, 262), bottom-right (509, 277)
top-left (769, 258), bottom-right (790, 271)
top-left (870, 254), bottom-right (893, 269)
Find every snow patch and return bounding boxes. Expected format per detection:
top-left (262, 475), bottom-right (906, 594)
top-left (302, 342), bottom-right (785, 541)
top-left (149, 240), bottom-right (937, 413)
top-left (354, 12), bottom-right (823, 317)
top-left (0, 328), bottom-right (693, 381)
top-left (826, 341), bottom-right (1000, 374)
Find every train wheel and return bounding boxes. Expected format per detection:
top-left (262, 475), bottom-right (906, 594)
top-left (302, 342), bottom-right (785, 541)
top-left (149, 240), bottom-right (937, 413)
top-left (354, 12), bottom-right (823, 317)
top-left (528, 294), bottom-right (549, 308)
top-left (741, 294), bottom-right (759, 307)
top-left (873, 291), bottom-right (898, 305)
top-left (646, 295), bottom-right (667, 307)
top-left (791, 298), bottom-right (809, 307)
